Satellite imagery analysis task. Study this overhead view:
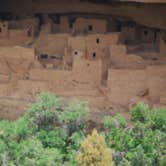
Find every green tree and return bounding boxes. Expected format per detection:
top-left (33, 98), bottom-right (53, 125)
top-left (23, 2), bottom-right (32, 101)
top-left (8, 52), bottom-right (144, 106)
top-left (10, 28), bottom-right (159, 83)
top-left (77, 129), bottom-right (114, 166)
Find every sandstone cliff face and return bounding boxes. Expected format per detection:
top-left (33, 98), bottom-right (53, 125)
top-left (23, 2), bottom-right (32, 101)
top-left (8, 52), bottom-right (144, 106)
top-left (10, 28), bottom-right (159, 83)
top-left (0, 0), bottom-right (166, 119)
top-left (0, 32), bottom-right (166, 115)
top-left (1, 0), bottom-right (166, 30)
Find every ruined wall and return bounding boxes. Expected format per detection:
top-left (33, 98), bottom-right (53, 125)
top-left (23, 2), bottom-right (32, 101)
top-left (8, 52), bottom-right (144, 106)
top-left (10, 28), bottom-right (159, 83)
top-left (35, 32), bottom-right (121, 63)
top-left (121, 26), bottom-right (136, 44)
top-left (0, 30), bottom-right (33, 46)
top-left (107, 69), bottom-right (147, 106)
top-left (35, 34), bottom-right (68, 56)
top-left (0, 46), bottom-right (34, 80)
top-left (0, 43), bottom-right (165, 108)
top-left (0, 26), bottom-right (165, 112)
top-left (60, 16), bottom-right (71, 33)
top-left (0, 19), bottom-right (36, 46)
top-left (0, 21), bottom-right (8, 38)
top-left (86, 33), bottom-right (120, 60)
top-left (0, 0), bottom-right (166, 120)
top-left (109, 44), bottom-right (146, 69)
top-left (147, 66), bottom-right (166, 103)
top-left (73, 18), bottom-right (107, 34)
top-left (139, 27), bottom-right (156, 43)
top-left (31, 56), bottom-right (101, 97)
top-left (68, 36), bottom-right (86, 51)
top-left (159, 33), bottom-right (166, 56)
top-left (107, 66), bottom-right (166, 106)
top-left (121, 25), bottom-right (157, 45)
top-left (9, 17), bottom-right (39, 37)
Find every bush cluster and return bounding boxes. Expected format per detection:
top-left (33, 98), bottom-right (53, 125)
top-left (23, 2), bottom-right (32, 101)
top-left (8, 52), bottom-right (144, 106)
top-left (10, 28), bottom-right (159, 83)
top-left (0, 93), bottom-right (89, 166)
top-left (103, 103), bottom-right (166, 166)
top-left (0, 93), bottom-right (165, 166)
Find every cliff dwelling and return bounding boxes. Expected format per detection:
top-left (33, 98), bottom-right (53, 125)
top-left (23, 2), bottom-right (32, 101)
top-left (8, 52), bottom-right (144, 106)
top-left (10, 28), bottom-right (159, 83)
top-left (0, 0), bottom-right (166, 119)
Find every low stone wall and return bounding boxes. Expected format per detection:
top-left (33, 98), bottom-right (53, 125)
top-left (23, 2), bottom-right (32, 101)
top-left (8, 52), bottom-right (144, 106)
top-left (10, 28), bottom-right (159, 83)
top-left (107, 65), bottom-right (166, 106)
top-left (0, 37), bottom-right (165, 109)
top-left (107, 69), bottom-right (147, 105)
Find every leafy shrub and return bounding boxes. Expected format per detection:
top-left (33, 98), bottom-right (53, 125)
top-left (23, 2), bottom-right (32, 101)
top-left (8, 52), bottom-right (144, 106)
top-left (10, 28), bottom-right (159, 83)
top-left (58, 101), bottom-right (89, 123)
top-left (58, 101), bottom-right (89, 136)
top-left (119, 158), bottom-right (131, 166)
top-left (103, 114), bottom-right (127, 129)
top-left (0, 93), bottom-right (90, 165)
top-left (149, 108), bottom-right (166, 132)
top-left (160, 155), bottom-right (166, 166)
top-left (0, 93), bottom-right (165, 166)
top-left (103, 103), bottom-right (166, 166)
top-left (38, 148), bottom-right (63, 166)
top-left (14, 137), bottom-right (63, 166)
top-left (26, 92), bottom-right (60, 131)
top-left (77, 129), bottom-right (114, 166)
top-left (36, 128), bottom-right (67, 149)
top-left (64, 150), bottom-right (78, 166)
top-left (126, 145), bottom-right (153, 166)
top-left (0, 139), bottom-right (9, 165)
top-left (131, 103), bottom-right (149, 122)
top-left (69, 131), bottom-right (85, 150)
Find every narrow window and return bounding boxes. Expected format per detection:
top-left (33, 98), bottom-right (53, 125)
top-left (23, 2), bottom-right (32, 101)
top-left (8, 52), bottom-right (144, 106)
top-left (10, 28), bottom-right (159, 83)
top-left (144, 30), bottom-right (148, 36)
top-left (50, 56), bottom-right (57, 59)
top-left (96, 38), bottom-right (100, 44)
top-left (93, 52), bottom-right (96, 58)
top-left (152, 57), bottom-right (158, 61)
top-left (40, 54), bottom-right (48, 59)
top-left (27, 30), bottom-right (32, 37)
top-left (69, 22), bottom-right (73, 28)
top-left (88, 25), bottom-right (93, 31)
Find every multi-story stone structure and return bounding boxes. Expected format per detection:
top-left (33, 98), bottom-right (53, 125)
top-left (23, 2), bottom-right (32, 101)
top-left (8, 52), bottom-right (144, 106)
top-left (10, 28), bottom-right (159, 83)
top-left (0, 0), bottom-right (166, 119)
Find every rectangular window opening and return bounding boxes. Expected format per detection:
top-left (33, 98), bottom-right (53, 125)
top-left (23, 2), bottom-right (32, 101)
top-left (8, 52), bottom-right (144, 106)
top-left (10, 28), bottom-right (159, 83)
top-left (88, 25), bottom-right (93, 31)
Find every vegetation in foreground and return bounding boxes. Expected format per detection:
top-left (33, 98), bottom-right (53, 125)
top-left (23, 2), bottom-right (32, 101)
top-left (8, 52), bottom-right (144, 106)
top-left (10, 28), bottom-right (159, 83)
top-left (0, 93), bottom-right (165, 166)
